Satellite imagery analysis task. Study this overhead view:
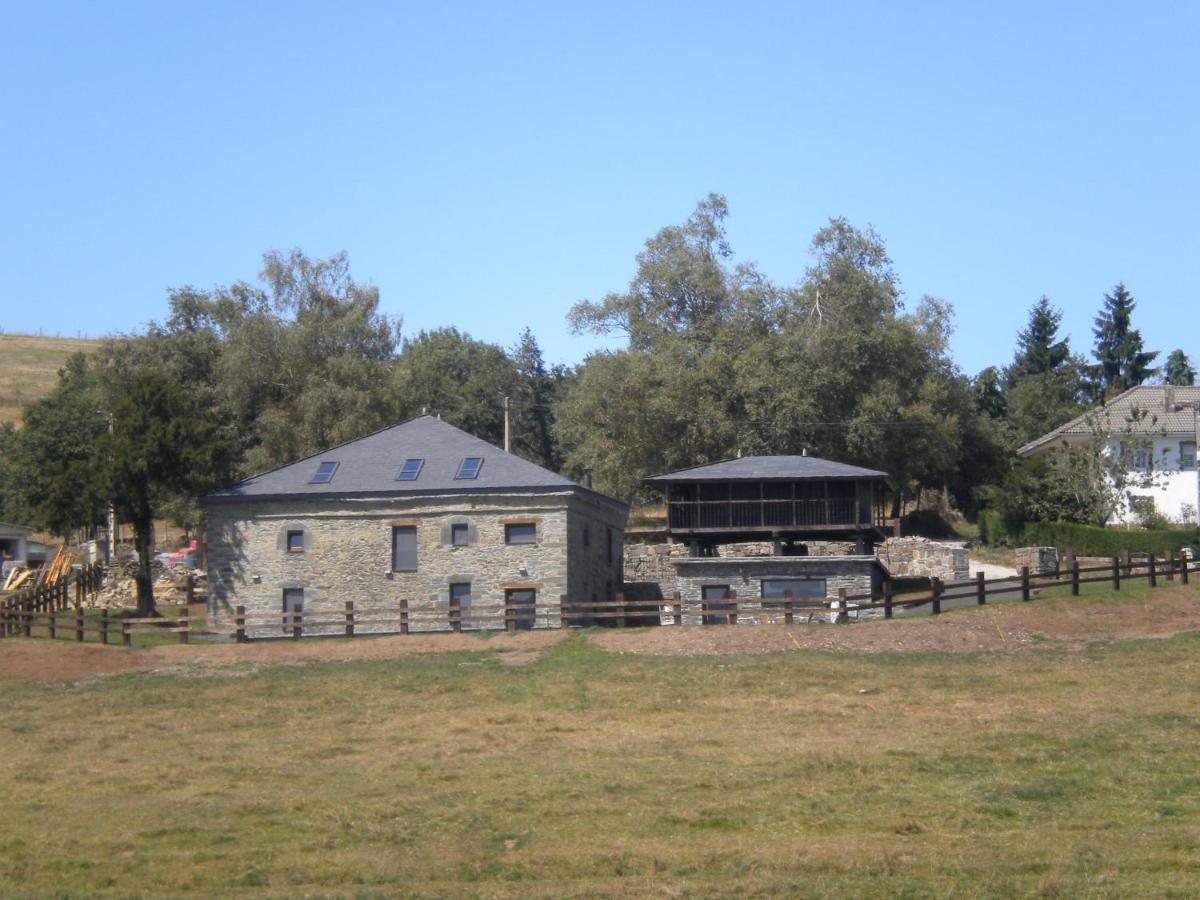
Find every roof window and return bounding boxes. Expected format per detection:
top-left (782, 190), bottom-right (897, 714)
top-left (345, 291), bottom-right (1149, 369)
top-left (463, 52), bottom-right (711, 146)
top-left (395, 458), bottom-right (424, 481)
top-left (455, 457), bottom-right (483, 480)
top-left (310, 461), bottom-right (339, 484)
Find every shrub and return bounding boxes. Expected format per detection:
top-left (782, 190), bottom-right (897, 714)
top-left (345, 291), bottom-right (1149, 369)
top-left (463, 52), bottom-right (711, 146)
top-left (1019, 521), bottom-right (1199, 558)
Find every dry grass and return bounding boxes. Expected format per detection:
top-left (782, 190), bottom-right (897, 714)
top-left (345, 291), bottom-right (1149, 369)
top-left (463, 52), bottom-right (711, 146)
top-left (0, 333), bottom-right (99, 425)
top-left (1, 587), bottom-right (1199, 897)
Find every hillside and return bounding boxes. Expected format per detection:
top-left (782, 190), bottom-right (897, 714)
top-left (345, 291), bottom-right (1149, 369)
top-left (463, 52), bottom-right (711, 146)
top-left (0, 333), bottom-right (100, 425)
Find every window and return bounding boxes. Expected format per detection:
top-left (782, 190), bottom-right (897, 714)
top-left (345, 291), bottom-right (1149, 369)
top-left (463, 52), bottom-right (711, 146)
top-left (395, 458), bottom-right (424, 481)
top-left (455, 457), bottom-right (483, 479)
top-left (505, 523), bottom-right (536, 545)
top-left (391, 526), bottom-right (417, 572)
top-left (1181, 442), bottom-right (1197, 470)
top-left (286, 530), bottom-right (304, 553)
top-left (451, 523), bottom-right (470, 546)
top-left (761, 578), bottom-right (826, 603)
top-left (701, 584), bottom-right (731, 626)
top-left (282, 588), bottom-right (303, 632)
top-left (310, 461), bottom-right (339, 484)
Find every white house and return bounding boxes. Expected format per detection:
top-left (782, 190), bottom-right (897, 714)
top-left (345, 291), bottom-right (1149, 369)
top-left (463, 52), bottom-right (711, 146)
top-left (1018, 385), bottom-right (1200, 525)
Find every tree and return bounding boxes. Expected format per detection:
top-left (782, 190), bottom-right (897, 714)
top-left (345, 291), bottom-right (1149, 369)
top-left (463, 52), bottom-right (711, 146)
top-left (392, 328), bottom-right (518, 446)
top-left (509, 327), bottom-right (563, 469)
top-left (1092, 282), bottom-right (1158, 398)
top-left (1164, 349), bottom-right (1196, 386)
top-left (93, 336), bottom-right (238, 615)
top-left (1009, 296), bottom-right (1070, 382)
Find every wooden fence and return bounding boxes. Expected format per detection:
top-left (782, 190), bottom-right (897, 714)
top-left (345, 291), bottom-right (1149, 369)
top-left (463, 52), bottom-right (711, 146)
top-left (0, 553), bottom-right (1194, 644)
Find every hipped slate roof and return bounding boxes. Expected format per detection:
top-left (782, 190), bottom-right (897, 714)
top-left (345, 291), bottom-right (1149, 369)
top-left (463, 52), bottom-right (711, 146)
top-left (1018, 385), bottom-right (1200, 457)
top-left (644, 455), bottom-right (890, 483)
top-left (204, 415), bottom-right (622, 506)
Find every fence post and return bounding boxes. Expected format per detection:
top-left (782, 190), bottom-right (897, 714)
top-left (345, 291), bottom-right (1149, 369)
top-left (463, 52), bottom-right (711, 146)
top-left (1166, 555), bottom-right (1175, 582)
top-left (186, 573), bottom-right (195, 606)
top-left (1063, 548), bottom-right (1074, 581)
top-left (976, 570), bottom-right (986, 606)
top-left (75, 604), bottom-right (84, 642)
top-left (1021, 566), bottom-right (1031, 602)
top-left (292, 608), bottom-right (302, 640)
top-left (449, 594), bottom-right (461, 633)
top-left (23, 595), bottom-right (31, 638)
top-left (1121, 549), bottom-right (1132, 579)
top-left (615, 592), bottom-right (626, 628)
top-left (122, 619), bottom-right (131, 647)
top-left (235, 605), bottom-right (246, 643)
top-left (1071, 557), bottom-right (1080, 596)
top-left (727, 589), bottom-right (738, 626)
top-left (1112, 557), bottom-right (1121, 590)
top-left (1148, 554), bottom-right (1157, 588)
top-left (505, 593), bottom-right (515, 633)
top-left (100, 608), bottom-right (109, 645)
top-left (1181, 553), bottom-right (1190, 586)
top-left (48, 607), bottom-right (57, 640)
top-left (835, 588), bottom-right (849, 623)
top-left (783, 590), bottom-right (794, 626)
top-left (179, 611), bottom-right (189, 644)
top-left (400, 597), bottom-right (409, 635)
top-left (883, 581), bottom-right (893, 619)
top-left (931, 579), bottom-right (942, 615)
top-left (345, 600), bottom-right (355, 637)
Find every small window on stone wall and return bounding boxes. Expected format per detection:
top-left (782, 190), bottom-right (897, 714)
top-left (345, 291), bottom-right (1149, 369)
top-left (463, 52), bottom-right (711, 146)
top-left (505, 523), bottom-right (537, 545)
top-left (451, 523), bottom-right (469, 546)
top-left (286, 530), bottom-right (304, 553)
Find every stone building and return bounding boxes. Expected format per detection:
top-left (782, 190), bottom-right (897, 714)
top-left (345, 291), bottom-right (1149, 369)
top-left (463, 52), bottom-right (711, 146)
top-left (202, 416), bottom-right (628, 637)
top-left (639, 455), bottom-right (894, 622)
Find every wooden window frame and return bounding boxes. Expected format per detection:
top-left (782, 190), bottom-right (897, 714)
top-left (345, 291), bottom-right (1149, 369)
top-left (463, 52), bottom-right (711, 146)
top-left (504, 522), bottom-right (537, 545)
top-left (450, 523), bottom-right (470, 547)
top-left (391, 525), bottom-right (418, 573)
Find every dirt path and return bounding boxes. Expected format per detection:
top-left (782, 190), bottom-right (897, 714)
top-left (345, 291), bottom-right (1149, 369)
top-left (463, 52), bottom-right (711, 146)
top-left (2, 589), bottom-right (1197, 681)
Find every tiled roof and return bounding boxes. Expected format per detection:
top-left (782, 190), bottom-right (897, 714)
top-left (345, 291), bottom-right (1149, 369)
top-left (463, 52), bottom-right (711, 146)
top-left (203, 415), bottom-right (620, 505)
top-left (644, 455), bottom-right (890, 482)
top-left (1018, 385), bottom-right (1200, 456)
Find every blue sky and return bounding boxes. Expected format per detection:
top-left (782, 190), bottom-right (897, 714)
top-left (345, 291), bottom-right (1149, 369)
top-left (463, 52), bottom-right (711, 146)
top-left (1, 1), bottom-right (1196, 376)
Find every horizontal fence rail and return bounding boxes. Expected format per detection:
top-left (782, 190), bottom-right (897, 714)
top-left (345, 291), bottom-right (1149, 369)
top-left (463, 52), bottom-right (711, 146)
top-left (1, 554), bottom-right (1195, 644)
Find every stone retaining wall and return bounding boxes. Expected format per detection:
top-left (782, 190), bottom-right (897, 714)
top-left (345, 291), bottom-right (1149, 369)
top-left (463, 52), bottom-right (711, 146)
top-left (874, 537), bottom-right (969, 581)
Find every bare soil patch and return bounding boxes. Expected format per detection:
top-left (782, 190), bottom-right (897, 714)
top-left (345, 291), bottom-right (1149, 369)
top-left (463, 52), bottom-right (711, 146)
top-left (0, 629), bottom-right (567, 683)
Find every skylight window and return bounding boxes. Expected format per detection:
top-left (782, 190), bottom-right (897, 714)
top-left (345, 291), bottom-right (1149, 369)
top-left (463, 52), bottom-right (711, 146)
top-left (455, 457), bottom-right (483, 480)
top-left (310, 461), bottom-right (339, 484)
top-left (395, 458), bottom-right (424, 481)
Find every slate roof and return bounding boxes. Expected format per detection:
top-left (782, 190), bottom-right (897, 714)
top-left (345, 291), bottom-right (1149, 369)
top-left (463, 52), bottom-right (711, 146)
top-left (644, 456), bottom-right (891, 483)
top-left (1018, 385), bottom-right (1200, 457)
top-left (203, 415), bottom-right (619, 505)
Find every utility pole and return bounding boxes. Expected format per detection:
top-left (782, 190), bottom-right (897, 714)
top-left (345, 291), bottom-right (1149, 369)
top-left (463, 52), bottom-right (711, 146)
top-left (106, 413), bottom-right (116, 562)
top-left (503, 396), bottom-right (511, 453)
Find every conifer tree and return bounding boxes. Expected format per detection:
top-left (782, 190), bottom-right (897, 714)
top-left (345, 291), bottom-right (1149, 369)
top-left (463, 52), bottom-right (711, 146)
top-left (1010, 296), bottom-right (1069, 380)
top-left (1091, 282), bottom-right (1158, 398)
top-left (1165, 349), bottom-right (1196, 386)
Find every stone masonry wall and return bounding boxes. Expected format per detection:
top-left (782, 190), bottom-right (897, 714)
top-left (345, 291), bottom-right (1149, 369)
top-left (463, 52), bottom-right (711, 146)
top-left (665, 557), bottom-right (880, 626)
top-left (875, 537), bottom-right (969, 582)
top-left (1015, 546), bottom-right (1059, 576)
top-left (205, 491), bottom-right (617, 638)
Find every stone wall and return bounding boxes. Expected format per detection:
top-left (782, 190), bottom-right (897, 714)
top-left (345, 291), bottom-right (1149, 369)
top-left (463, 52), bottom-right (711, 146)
top-left (1015, 546), bottom-right (1059, 576)
top-left (665, 556), bottom-right (882, 625)
top-left (875, 537), bottom-right (969, 582)
top-left (205, 490), bottom-right (626, 638)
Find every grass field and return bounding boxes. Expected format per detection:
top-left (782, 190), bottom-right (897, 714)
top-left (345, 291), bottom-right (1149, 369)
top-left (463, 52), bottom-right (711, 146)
top-left (1, 584), bottom-right (1198, 897)
top-left (0, 332), bottom-right (100, 425)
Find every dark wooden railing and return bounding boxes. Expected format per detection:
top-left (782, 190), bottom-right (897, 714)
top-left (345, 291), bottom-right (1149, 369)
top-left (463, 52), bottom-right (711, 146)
top-left (668, 498), bottom-right (873, 530)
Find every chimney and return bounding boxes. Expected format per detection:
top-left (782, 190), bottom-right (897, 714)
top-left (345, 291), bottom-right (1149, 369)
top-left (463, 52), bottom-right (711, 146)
top-left (581, 468), bottom-right (593, 489)
top-left (1165, 385), bottom-right (1176, 412)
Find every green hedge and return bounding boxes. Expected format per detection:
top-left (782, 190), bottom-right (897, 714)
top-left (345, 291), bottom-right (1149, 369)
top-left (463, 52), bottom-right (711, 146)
top-left (980, 516), bottom-right (1199, 556)
top-left (1018, 522), bottom-right (1199, 558)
